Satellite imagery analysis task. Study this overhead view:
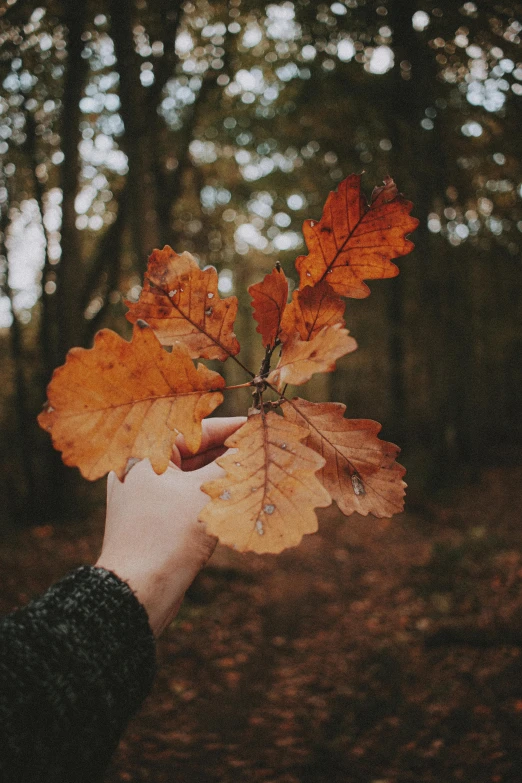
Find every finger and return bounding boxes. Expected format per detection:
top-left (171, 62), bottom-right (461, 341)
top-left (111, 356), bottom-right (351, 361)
top-left (190, 458), bottom-right (226, 485)
top-left (175, 416), bottom-right (246, 458)
top-left (169, 444), bottom-right (182, 469)
top-left (180, 444), bottom-right (227, 472)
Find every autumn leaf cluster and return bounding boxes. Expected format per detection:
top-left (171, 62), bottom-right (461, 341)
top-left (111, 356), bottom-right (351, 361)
top-left (39, 174), bottom-right (418, 554)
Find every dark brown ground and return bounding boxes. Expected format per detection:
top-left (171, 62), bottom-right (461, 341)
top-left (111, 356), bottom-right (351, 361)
top-left (1, 465), bottom-right (522, 783)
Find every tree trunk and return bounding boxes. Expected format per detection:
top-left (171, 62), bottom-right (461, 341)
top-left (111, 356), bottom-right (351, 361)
top-left (55, 3), bottom-right (89, 359)
top-left (386, 0), bottom-right (473, 485)
top-left (110, 0), bottom-right (160, 270)
top-left (0, 192), bottom-right (38, 524)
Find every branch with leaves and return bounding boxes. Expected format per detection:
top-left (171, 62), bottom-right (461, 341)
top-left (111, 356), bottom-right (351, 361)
top-left (38, 174), bottom-right (418, 554)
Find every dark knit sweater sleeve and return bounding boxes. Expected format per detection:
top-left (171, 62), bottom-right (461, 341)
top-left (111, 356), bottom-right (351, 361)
top-left (0, 566), bottom-right (156, 783)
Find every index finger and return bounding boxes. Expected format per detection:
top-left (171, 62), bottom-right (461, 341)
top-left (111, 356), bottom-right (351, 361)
top-left (175, 416), bottom-right (246, 459)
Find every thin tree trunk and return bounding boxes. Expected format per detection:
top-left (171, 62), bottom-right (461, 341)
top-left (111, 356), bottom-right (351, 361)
top-left (55, 3), bottom-right (89, 360)
top-left (0, 189), bottom-right (37, 523)
top-left (146, 1), bottom-right (184, 244)
top-left (80, 187), bottom-right (129, 345)
top-left (110, 0), bottom-right (159, 270)
top-left (385, 0), bottom-right (475, 486)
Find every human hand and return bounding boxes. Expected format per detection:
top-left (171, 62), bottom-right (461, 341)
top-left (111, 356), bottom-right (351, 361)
top-left (95, 417), bottom-right (246, 637)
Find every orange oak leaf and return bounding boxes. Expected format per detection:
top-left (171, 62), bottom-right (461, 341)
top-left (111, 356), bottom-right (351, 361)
top-left (248, 265), bottom-right (289, 348)
top-left (281, 279), bottom-right (345, 342)
top-left (126, 246), bottom-right (240, 361)
top-left (267, 323), bottom-right (357, 390)
top-left (199, 411), bottom-right (331, 553)
top-left (295, 174), bottom-right (419, 298)
top-left (283, 397), bottom-right (406, 518)
top-left (37, 322), bottom-right (225, 481)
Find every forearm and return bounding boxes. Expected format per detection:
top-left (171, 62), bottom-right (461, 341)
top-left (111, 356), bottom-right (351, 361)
top-left (0, 566), bottom-right (156, 783)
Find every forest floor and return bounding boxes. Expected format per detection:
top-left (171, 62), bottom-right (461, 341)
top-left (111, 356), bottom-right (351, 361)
top-left (1, 464), bottom-right (522, 783)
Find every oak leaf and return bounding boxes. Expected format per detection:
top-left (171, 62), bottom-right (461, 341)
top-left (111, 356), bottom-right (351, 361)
top-left (37, 322), bottom-right (224, 481)
top-left (283, 397), bottom-right (406, 518)
top-left (199, 411), bottom-right (331, 553)
top-left (248, 265), bottom-right (289, 348)
top-left (267, 323), bottom-right (357, 390)
top-left (126, 246), bottom-right (240, 361)
top-left (295, 174), bottom-right (419, 298)
top-left (281, 279), bottom-right (345, 342)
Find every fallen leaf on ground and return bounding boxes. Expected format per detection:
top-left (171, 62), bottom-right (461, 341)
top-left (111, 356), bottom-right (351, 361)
top-left (126, 246), bottom-right (240, 361)
top-left (38, 322), bottom-right (224, 480)
top-left (199, 411), bottom-right (331, 553)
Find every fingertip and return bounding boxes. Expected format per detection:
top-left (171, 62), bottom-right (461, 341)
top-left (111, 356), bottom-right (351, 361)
top-left (177, 416), bottom-right (247, 458)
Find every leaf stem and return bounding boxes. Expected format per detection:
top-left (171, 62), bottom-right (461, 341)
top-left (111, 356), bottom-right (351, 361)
top-left (223, 382), bottom-right (253, 391)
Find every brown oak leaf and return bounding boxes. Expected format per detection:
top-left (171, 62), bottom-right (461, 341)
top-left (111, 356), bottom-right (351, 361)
top-left (249, 265), bottom-right (289, 348)
top-left (37, 322), bottom-right (224, 481)
top-left (267, 323), bottom-right (357, 390)
top-left (283, 397), bottom-right (406, 518)
top-left (199, 411), bottom-right (331, 553)
top-left (281, 279), bottom-right (345, 342)
top-left (295, 174), bottom-right (419, 298)
top-left (126, 246), bottom-right (240, 361)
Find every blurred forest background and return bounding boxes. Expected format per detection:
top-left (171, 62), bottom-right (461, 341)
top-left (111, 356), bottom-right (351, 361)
top-left (0, 0), bottom-right (521, 525)
top-left (2, 3), bottom-right (522, 782)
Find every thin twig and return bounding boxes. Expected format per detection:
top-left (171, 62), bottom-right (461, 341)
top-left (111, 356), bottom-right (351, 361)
top-left (223, 382), bottom-right (253, 391)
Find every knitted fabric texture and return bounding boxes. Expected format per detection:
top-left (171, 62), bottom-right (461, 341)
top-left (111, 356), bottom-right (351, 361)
top-left (0, 566), bottom-right (156, 783)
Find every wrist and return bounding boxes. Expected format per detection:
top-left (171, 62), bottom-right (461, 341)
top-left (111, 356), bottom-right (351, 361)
top-left (95, 557), bottom-right (186, 637)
